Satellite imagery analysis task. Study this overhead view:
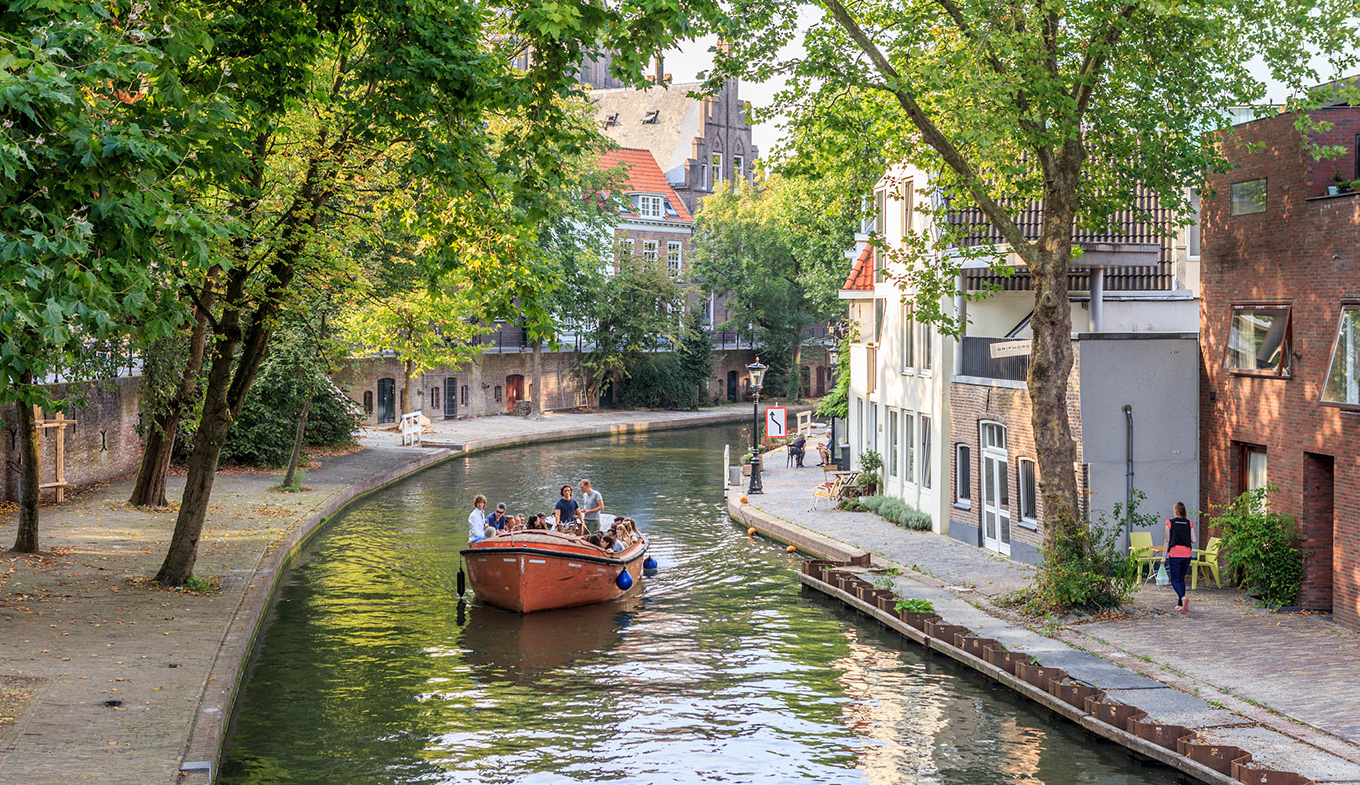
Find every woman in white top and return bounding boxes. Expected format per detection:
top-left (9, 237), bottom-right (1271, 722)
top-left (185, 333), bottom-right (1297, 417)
top-left (467, 495), bottom-right (488, 542)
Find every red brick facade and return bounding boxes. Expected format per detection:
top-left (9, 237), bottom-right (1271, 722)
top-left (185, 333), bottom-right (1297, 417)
top-left (1200, 109), bottom-right (1360, 628)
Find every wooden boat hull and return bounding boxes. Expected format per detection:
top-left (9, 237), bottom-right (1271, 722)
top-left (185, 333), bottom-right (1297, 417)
top-left (460, 531), bottom-right (647, 613)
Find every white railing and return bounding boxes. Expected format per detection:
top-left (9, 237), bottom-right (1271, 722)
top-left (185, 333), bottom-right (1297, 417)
top-left (400, 411), bottom-right (423, 446)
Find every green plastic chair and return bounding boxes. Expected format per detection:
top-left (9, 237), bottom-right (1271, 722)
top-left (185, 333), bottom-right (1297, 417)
top-left (1130, 531), bottom-right (1158, 581)
top-left (1191, 537), bottom-right (1222, 589)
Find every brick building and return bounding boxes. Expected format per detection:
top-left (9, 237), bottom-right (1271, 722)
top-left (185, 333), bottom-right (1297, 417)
top-left (1200, 106), bottom-right (1360, 629)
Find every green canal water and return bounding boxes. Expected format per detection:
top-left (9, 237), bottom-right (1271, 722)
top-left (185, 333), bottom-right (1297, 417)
top-left (220, 424), bottom-right (1176, 784)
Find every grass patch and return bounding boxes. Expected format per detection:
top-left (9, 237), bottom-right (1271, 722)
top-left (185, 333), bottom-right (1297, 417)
top-left (141, 575), bottom-right (223, 596)
top-left (856, 495), bottom-right (932, 531)
top-left (272, 470), bottom-right (309, 493)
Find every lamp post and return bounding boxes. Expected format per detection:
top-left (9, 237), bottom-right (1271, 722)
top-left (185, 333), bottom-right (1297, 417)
top-left (746, 358), bottom-right (767, 494)
top-left (827, 344), bottom-right (840, 470)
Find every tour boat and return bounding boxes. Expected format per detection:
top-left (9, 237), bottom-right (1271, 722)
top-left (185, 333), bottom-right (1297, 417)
top-left (459, 528), bottom-right (649, 613)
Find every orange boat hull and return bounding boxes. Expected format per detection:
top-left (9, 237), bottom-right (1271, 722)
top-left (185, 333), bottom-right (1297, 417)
top-left (460, 531), bottom-right (648, 613)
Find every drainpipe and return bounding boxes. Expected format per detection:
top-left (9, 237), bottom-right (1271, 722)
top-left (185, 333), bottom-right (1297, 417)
top-left (953, 271), bottom-right (966, 377)
top-left (1091, 266), bottom-right (1105, 333)
top-left (1123, 404), bottom-right (1134, 550)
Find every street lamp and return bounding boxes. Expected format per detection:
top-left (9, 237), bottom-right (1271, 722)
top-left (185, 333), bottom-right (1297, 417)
top-left (747, 358), bottom-right (767, 494)
top-left (826, 344), bottom-right (840, 470)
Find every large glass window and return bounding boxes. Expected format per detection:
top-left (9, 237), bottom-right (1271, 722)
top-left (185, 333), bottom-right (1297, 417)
top-left (920, 415), bottom-right (932, 489)
top-left (902, 304), bottom-right (915, 371)
top-left (1323, 306), bottom-right (1360, 406)
top-left (710, 153), bottom-right (722, 188)
top-left (642, 240), bottom-right (659, 262)
top-left (733, 155), bottom-right (744, 183)
top-left (1225, 305), bottom-right (1291, 376)
top-left (955, 444), bottom-right (970, 504)
top-left (1230, 178), bottom-right (1267, 216)
top-left (875, 299), bottom-right (886, 344)
top-left (887, 409), bottom-right (899, 477)
top-left (900, 180), bottom-right (914, 239)
top-left (903, 412), bottom-right (915, 486)
top-left (918, 318), bottom-right (933, 372)
top-left (1018, 459), bottom-right (1037, 522)
top-left (874, 188), bottom-right (887, 235)
top-left (667, 242), bottom-right (683, 276)
top-left (637, 194), bottom-right (663, 218)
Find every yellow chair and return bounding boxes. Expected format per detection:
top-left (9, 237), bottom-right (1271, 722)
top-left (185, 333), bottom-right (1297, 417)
top-left (1130, 531), bottom-right (1158, 581)
top-left (1191, 537), bottom-right (1223, 589)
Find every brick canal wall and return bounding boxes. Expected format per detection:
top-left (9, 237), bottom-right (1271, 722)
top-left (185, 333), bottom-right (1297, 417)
top-left (0, 376), bottom-right (143, 503)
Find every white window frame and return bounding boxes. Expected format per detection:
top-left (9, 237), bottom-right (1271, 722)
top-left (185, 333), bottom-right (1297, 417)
top-left (1322, 304), bottom-right (1360, 407)
top-left (710, 153), bottom-right (722, 188)
top-left (903, 411), bottom-right (915, 487)
top-left (887, 408), bottom-right (899, 478)
top-left (900, 179), bottom-right (914, 239)
top-left (1018, 458), bottom-right (1038, 526)
top-left (873, 188), bottom-right (887, 236)
top-left (920, 414), bottom-right (932, 490)
top-left (955, 443), bottom-right (971, 509)
top-left (637, 194), bottom-right (663, 218)
top-left (622, 237), bottom-right (635, 261)
top-left (918, 317), bottom-right (933, 373)
top-left (667, 241), bottom-right (682, 276)
top-left (733, 154), bottom-right (744, 183)
top-left (1225, 304), bottom-right (1292, 377)
top-left (642, 239), bottom-right (659, 262)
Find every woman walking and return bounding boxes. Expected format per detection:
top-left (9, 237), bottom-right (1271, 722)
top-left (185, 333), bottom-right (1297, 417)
top-left (1164, 502), bottom-right (1196, 613)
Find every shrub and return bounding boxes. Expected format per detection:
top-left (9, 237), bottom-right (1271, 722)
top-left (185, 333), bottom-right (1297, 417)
top-left (859, 495), bottom-right (932, 531)
top-left (222, 375), bottom-right (360, 468)
top-left (615, 351), bottom-right (709, 410)
top-left (1210, 485), bottom-right (1305, 607)
top-left (854, 450), bottom-right (882, 495)
top-left (1017, 491), bottom-right (1147, 615)
top-left (894, 597), bottom-right (934, 614)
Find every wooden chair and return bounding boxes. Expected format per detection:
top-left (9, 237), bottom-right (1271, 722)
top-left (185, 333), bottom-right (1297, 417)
top-left (810, 474), bottom-right (843, 510)
top-left (1191, 537), bottom-right (1223, 589)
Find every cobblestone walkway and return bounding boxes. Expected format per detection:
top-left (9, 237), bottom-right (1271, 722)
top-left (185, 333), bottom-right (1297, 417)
top-left (0, 407), bottom-right (748, 785)
top-left (746, 440), bottom-right (1360, 768)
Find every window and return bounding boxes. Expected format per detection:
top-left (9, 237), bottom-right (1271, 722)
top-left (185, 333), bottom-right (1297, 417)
top-left (1225, 305), bottom-right (1291, 376)
top-left (874, 188), bottom-right (887, 235)
top-left (918, 317), bottom-right (933, 371)
top-left (982, 422), bottom-right (1006, 450)
top-left (1230, 178), bottom-right (1267, 216)
top-left (431, 386), bottom-right (440, 411)
top-left (362, 391), bottom-right (373, 415)
top-left (869, 402), bottom-right (878, 453)
top-left (901, 179), bottom-right (914, 239)
top-left (643, 109), bottom-right (660, 124)
top-left (667, 242), bottom-right (682, 275)
top-left (710, 153), bottom-right (722, 188)
top-left (1239, 443), bottom-right (1268, 499)
top-left (902, 413), bottom-right (915, 484)
top-left (642, 240), bottom-right (659, 262)
top-left (1018, 459), bottom-right (1037, 522)
top-left (605, 112), bottom-right (619, 127)
top-left (901, 304), bottom-right (915, 371)
top-left (623, 237), bottom-right (636, 260)
top-left (1187, 190), bottom-right (1201, 258)
top-left (875, 298), bottom-right (886, 344)
top-left (920, 415), bottom-right (932, 489)
top-left (955, 444), bottom-right (971, 505)
top-left (461, 385), bottom-right (468, 406)
top-left (1323, 305), bottom-right (1360, 406)
top-left (856, 397), bottom-right (863, 454)
top-left (494, 385), bottom-right (502, 402)
top-left (636, 194), bottom-right (664, 218)
top-left (887, 409), bottom-right (899, 478)
top-left (733, 155), bottom-right (744, 182)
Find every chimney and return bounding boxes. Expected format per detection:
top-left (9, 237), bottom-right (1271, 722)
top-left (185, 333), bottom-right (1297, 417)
top-left (653, 54), bottom-right (664, 86)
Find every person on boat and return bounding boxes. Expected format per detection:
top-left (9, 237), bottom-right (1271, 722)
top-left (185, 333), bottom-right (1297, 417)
top-left (553, 485), bottom-right (581, 528)
top-left (484, 503), bottom-right (509, 531)
top-left (578, 479), bottom-right (604, 532)
top-left (466, 495), bottom-right (488, 542)
top-left (585, 532), bottom-right (605, 547)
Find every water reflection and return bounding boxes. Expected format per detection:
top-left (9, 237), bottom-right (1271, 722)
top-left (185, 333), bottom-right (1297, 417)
top-left (221, 425), bottom-right (1176, 785)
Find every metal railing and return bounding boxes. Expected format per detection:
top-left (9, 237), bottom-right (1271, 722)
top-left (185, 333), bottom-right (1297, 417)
top-left (959, 336), bottom-right (1030, 382)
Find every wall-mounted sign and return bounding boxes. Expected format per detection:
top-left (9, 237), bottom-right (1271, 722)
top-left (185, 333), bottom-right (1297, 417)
top-left (990, 340), bottom-right (1032, 358)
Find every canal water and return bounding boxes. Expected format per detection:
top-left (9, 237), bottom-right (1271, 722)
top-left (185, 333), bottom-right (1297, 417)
top-left (220, 424), bottom-right (1175, 784)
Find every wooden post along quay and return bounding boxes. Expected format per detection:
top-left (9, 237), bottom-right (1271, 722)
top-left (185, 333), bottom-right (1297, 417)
top-left (34, 407), bottom-right (77, 503)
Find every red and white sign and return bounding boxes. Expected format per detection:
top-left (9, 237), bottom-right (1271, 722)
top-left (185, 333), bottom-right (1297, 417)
top-left (765, 406), bottom-right (788, 438)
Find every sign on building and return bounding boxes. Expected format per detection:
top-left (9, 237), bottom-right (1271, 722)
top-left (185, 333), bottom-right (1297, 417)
top-left (765, 406), bottom-right (787, 438)
top-left (990, 340), bottom-right (1032, 358)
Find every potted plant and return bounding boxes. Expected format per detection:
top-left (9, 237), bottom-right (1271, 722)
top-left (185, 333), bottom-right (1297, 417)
top-left (854, 450), bottom-right (883, 495)
top-left (1330, 171), bottom-right (1348, 195)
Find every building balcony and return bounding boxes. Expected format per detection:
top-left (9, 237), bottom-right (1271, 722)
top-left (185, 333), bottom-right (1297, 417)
top-left (957, 336), bottom-right (1030, 383)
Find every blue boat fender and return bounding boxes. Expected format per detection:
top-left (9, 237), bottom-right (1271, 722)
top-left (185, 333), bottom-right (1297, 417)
top-left (643, 557), bottom-right (658, 571)
top-left (616, 571), bottom-right (634, 590)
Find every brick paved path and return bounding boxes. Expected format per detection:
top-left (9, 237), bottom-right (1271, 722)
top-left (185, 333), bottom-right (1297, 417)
top-left (745, 442), bottom-right (1360, 772)
top-left (0, 407), bottom-right (749, 785)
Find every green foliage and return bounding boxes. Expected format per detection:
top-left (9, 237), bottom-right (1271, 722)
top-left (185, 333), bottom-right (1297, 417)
top-left (894, 598), bottom-right (934, 614)
top-left (1210, 486), bottom-right (1306, 607)
top-left (576, 255), bottom-right (691, 403)
top-left (274, 470), bottom-right (307, 493)
top-left (615, 353), bottom-right (705, 410)
top-left (853, 450), bottom-right (883, 495)
top-left (837, 497), bottom-right (865, 512)
top-left (816, 330), bottom-right (853, 420)
top-left (1019, 494), bottom-right (1149, 615)
top-left (858, 495), bottom-right (932, 531)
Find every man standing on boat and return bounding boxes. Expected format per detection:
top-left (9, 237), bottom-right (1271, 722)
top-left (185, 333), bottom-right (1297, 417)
top-left (579, 479), bottom-right (604, 532)
top-left (553, 485), bottom-right (582, 529)
top-left (467, 495), bottom-right (488, 542)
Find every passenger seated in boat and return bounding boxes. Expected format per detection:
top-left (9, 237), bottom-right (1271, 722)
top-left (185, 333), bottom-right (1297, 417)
top-left (601, 532), bottom-right (625, 553)
top-left (585, 532), bottom-right (604, 548)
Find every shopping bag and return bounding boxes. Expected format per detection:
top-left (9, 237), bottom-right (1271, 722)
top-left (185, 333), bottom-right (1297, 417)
top-left (1155, 562), bottom-right (1170, 587)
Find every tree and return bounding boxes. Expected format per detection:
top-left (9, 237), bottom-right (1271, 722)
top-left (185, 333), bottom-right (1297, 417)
top-left (714, 0), bottom-right (1360, 553)
top-left (152, 0), bottom-right (719, 585)
top-left (1, 1), bottom-right (224, 545)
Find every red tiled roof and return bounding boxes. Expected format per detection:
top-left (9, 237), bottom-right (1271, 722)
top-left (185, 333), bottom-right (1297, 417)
top-left (843, 244), bottom-right (875, 291)
top-left (598, 148), bottom-right (693, 223)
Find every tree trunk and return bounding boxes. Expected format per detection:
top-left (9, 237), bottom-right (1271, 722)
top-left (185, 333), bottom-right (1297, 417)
top-left (1027, 225), bottom-right (1081, 552)
top-left (281, 394), bottom-right (312, 489)
top-left (129, 293), bottom-right (213, 508)
top-left (790, 339), bottom-right (804, 398)
top-left (402, 359), bottom-right (413, 417)
top-left (530, 339), bottom-right (543, 417)
top-left (13, 379), bottom-right (41, 553)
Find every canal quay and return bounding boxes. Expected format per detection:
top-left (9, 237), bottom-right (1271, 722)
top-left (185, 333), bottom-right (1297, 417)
top-left (0, 414), bottom-right (1354, 785)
